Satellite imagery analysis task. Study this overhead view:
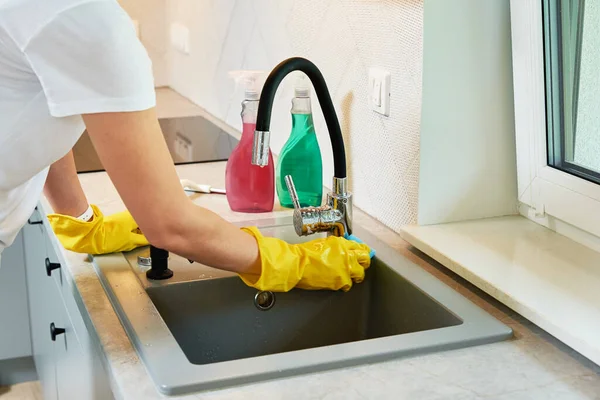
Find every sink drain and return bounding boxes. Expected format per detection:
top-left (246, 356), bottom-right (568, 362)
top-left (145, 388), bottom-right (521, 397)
top-left (254, 291), bottom-right (275, 311)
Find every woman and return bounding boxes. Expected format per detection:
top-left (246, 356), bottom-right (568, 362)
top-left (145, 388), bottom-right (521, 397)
top-left (0, 0), bottom-right (371, 292)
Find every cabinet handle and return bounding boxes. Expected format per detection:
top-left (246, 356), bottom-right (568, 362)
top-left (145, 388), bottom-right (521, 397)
top-left (28, 218), bottom-right (43, 225)
top-left (50, 323), bottom-right (65, 342)
top-left (45, 258), bottom-right (61, 277)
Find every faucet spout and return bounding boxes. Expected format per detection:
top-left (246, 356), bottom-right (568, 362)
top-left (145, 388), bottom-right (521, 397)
top-left (251, 57), bottom-right (347, 179)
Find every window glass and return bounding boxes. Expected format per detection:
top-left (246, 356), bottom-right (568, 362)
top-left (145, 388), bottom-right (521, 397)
top-left (544, 0), bottom-right (600, 182)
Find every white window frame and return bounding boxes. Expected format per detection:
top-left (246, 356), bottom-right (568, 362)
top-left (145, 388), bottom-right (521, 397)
top-left (511, 0), bottom-right (600, 239)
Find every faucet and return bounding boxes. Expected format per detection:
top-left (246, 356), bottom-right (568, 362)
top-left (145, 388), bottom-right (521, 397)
top-left (252, 57), bottom-right (352, 237)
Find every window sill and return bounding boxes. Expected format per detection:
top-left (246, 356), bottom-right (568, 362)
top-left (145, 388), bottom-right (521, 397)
top-left (400, 215), bottom-right (600, 366)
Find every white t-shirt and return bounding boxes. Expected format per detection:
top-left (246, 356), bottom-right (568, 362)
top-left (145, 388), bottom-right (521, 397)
top-left (0, 0), bottom-right (156, 251)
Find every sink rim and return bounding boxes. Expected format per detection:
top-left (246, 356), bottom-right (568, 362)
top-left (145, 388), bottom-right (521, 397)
top-left (92, 216), bottom-right (512, 395)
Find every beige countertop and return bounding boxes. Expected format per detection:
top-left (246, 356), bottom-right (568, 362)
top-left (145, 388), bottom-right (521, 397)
top-left (39, 161), bottom-right (600, 400)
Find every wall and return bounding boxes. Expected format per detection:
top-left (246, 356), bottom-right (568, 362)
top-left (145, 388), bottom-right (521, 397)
top-left (167, 0), bottom-right (424, 232)
top-left (418, 0), bottom-right (518, 225)
top-left (119, 0), bottom-right (168, 87)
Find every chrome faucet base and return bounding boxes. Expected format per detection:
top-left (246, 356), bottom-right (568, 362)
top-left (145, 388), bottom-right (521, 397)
top-left (292, 206), bottom-right (343, 236)
top-left (327, 189), bottom-right (352, 237)
top-left (286, 176), bottom-right (352, 237)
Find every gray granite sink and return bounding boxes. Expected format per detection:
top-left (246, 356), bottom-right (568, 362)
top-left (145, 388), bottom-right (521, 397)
top-left (92, 217), bottom-right (512, 395)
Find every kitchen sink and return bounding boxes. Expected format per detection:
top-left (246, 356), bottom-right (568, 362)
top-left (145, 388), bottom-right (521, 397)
top-left (147, 257), bottom-right (463, 366)
top-left (93, 217), bottom-right (512, 395)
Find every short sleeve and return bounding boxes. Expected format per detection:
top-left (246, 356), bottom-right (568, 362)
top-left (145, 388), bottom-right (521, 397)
top-left (23, 0), bottom-right (156, 117)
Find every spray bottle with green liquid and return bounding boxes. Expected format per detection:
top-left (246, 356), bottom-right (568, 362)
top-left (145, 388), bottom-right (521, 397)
top-left (276, 75), bottom-right (323, 208)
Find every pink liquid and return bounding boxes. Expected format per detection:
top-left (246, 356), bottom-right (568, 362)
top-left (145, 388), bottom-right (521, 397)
top-left (225, 122), bottom-right (274, 212)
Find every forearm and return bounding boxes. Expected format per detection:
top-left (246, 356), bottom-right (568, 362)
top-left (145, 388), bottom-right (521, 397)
top-left (43, 150), bottom-right (89, 217)
top-left (161, 202), bottom-right (261, 275)
top-left (83, 109), bottom-right (260, 275)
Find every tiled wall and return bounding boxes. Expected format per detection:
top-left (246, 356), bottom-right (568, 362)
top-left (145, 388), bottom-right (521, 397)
top-left (167, 0), bottom-right (424, 232)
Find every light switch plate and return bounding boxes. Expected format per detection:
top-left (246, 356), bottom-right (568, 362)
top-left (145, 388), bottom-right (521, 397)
top-left (369, 68), bottom-right (391, 116)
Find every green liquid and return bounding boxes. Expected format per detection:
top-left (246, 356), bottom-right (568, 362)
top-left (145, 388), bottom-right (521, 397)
top-left (277, 113), bottom-right (323, 208)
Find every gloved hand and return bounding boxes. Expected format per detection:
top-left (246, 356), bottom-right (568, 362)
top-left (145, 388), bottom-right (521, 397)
top-left (47, 204), bottom-right (148, 255)
top-left (238, 227), bottom-right (372, 292)
top-left (344, 233), bottom-right (376, 258)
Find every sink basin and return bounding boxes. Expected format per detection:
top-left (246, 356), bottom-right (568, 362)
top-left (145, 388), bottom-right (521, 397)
top-left (147, 257), bottom-right (463, 365)
top-left (93, 217), bottom-right (512, 395)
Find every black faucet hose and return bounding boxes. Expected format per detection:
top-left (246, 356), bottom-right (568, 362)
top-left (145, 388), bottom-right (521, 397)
top-left (256, 57), bottom-right (347, 179)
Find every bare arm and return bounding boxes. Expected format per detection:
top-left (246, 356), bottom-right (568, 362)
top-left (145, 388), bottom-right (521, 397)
top-left (82, 109), bottom-right (260, 275)
top-left (44, 150), bottom-right (89, 217)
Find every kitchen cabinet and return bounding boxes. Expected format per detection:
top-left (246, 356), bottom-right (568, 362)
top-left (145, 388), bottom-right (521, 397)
top-left (23, 207), bottom-right (113, 400)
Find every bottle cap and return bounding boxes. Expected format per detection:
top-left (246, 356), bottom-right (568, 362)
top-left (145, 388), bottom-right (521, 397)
top-left (294, 87), bottom-right (311, 98)
top-left (228, 70), bottom-right (266, 101)
top-left (294, 73), bottom-right (311, 98)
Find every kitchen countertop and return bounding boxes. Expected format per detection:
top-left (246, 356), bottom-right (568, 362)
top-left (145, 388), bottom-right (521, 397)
top-left (39, 161), bottom-right (600, 400)
top-left (37, 89), bottom-right (600, 399)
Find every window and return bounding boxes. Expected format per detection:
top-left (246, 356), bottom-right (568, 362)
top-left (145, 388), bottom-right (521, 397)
top-left (544, 0), bottom-right (600, 184)
top-left (511, 0), bottom-right (600, 240)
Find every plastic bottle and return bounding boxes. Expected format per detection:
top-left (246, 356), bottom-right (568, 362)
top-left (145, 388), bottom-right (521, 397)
top-left (225, 71), bottom-right (274, 213)
top-left (276, 75), bottom-right (323, 208)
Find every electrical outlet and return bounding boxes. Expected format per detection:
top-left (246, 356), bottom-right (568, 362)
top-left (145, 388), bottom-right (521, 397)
top-left (369, 68), bottom-right (391, 116)
top-left (170, 22), bottom-right (190, 55)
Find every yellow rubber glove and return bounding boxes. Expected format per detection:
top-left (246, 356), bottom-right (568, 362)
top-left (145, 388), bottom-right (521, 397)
top-left (47, 205), bottom-right (148, 255)
top-left (238, 226), bottom-right (372, 292)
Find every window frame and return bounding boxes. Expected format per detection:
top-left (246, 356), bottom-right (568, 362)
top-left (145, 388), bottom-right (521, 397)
top-left (511, 0), bottom-right (600, 238)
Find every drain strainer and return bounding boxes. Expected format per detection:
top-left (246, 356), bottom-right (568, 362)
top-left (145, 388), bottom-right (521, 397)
top-left (254, 291), bottom-right (276, 311)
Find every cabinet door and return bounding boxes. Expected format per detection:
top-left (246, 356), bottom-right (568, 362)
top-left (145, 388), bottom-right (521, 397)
top-left (43, 226), bottom-right (114, 400)
top-left (23, 213), bottom-right (58, 400)
top-left (53, 303), bottom-right (113, 400)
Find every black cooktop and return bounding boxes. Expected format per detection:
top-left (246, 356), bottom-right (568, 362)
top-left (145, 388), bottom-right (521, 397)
top-left (73, 116), bottom-right (238, 173)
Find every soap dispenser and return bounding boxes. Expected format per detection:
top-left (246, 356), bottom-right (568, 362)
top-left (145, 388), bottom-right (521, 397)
top-left (225, 71), bottom-right (274, 213)
top-left (276, 74), bottom-right (323, 208)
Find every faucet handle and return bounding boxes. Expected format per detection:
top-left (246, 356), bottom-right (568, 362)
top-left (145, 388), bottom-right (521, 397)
top-left (284, 175), bottom-right (302, 210)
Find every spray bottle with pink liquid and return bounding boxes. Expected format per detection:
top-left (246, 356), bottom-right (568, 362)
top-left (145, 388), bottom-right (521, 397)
top-left (225, 71), bottom-right (274, 212)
